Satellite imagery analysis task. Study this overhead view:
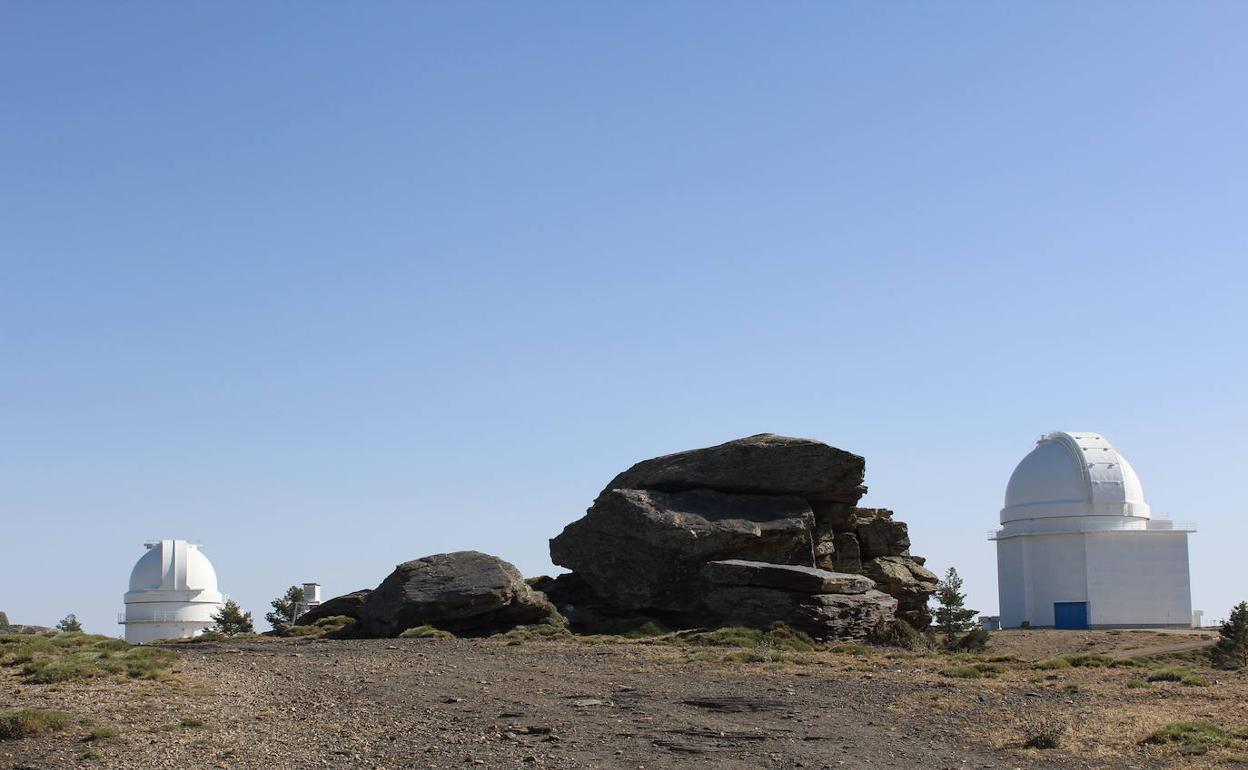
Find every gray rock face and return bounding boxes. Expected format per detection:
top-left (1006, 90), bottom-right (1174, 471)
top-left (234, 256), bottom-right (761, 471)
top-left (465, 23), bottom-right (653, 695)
top-left (702, 584), bottom-right (897, 640)
top-left (550, 489), bottom-right (814, 613)
top-left (862, 556), bottom-right (939, 629)
top-left (702, 560), bottom-right (875, 595)
top-left (854, 510), bottom-right (911, 560)
top-left (832, 532), bottom-right (863, 573)
top-left (598, 434), bottom-right (866, 504)
top-left (358, 551), bottom-right (556, 637)
top-left (295, 589), bottom-right (371, 626)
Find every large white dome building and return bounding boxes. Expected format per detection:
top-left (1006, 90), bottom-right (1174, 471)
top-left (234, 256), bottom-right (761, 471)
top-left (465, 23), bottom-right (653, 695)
top-left (120, 540), bottom-right (226, 644)
top-left (992, 432), bottom-right (1194, 629)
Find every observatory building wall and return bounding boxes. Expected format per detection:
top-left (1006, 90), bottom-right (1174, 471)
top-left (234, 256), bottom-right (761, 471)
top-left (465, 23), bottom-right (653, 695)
top-left (1085, 532), bottom-right (1192, 628)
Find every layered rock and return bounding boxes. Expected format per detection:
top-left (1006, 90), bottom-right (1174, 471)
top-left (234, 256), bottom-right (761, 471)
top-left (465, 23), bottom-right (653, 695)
top-left (549, 434), bottom-right (934, 638)
top-left (549, 488), bottom-right (814, 613)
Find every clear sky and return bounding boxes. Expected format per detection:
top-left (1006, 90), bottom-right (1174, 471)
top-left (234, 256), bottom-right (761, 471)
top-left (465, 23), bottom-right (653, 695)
top-left (2, 3), bottom-right (1245, 635)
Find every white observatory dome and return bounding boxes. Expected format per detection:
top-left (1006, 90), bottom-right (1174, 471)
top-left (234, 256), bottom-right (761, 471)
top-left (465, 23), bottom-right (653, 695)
top-left (1001, 432), bottom-right (1150, 525)
top-left (120, 540), bottom-right (225, 645)
top-left (128, 542), bottom-right (220, 594)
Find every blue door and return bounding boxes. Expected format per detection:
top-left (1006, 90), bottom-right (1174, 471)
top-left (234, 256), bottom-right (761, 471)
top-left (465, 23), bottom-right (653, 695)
top-left (1054, 602), bottom-right (1088, 630)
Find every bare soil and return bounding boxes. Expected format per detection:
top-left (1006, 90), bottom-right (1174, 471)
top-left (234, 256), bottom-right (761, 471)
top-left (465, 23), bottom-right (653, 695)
top-left (1, 630), bottom-right (1238, 769)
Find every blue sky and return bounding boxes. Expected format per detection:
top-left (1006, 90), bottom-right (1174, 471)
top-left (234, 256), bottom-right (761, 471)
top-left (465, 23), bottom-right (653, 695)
top-left (2, 3), bottom-right (1245, 634)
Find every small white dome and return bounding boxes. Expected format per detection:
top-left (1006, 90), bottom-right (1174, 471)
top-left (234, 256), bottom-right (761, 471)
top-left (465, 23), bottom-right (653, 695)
top-left (1001, 432), bottom-right (1150, 524)
top-left (128, 540), bottom-right (220, 594)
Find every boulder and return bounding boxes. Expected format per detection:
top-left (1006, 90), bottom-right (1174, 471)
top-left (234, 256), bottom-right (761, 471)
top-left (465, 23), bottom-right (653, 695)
top-left (862, 556), bottom-right (939, 629)
top-left (597, 434), bottom-right (865, 504)
top-left (550, 488), bottom-right (814, 613)
top-left (358, 551), bottom-right (557, 637)
top-left (295, 589), bottom-right (371, 626)
top-left (702, 560), bottom-right (874, 595)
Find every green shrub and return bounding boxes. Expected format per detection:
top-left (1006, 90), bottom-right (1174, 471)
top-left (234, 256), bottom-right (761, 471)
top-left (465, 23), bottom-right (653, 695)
top-left (0, 708), bottom-right (71, 740)
top-left (1126, 678), bottom-right (1150, 688)
top-left (955, 628), bottom-right (991, 651)
top-left (498, 622), bottom-right (572, 643)
top-left (178, 718), bottom-right (206, 729)
top-left (1180, 674), bottom-right (1210, 687)
top-left (86, 726), bottom-right (119, 741)
top-left (941, 665), bottom-right (984, 679)
top-left (1147, 668), bottom-right (1186, 683)
top-left (1034, 657), bottom-right (1071, 670)
top-left (1142, 721), bottom-right (1227, 756)
top-left (399, 625), bottom-right (454, 639)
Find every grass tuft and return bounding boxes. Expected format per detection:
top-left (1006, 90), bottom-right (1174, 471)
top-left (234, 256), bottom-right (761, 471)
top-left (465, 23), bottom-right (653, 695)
top-left (0, 708), bottom-right (71, 740)
top-left (398, 625), bottom-right (455, 639)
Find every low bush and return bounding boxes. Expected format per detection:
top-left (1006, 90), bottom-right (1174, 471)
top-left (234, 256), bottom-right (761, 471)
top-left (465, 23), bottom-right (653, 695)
top-left (1143, 721), bottom-right (1227, 756)
top-left (399, 625), bottom-right (455, 639)
top-left (86, 726), bottom-right (119, 741)
top-left (0, 708), bottom-right (71, 740)
top-left (955, 628), bottom-right (991, 651)
top-left (1126, 678), bottom-right (1150, 688)
top-left (941, 665), bottom-right (984, 679)
top-left (1180, 673), bottom-right (1210, 687)
top-left (1034, 657), bottom-right (1071, 670)
top-left (1021, 713), bottom-right (1067, 750)
top-left (1147, 668), bottom-right (1186, 683)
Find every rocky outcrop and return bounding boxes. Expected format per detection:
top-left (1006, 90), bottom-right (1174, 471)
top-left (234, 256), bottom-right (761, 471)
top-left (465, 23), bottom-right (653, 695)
top-left (549, 434), bottom-right (934, 638)
top-left (295, 589), bottom-right (372, 626)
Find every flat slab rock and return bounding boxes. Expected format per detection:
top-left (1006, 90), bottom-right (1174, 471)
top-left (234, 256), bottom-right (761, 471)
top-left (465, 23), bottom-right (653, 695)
top-left (702, 560), bottom-right (875, 595)
top-left (597, 433), bottom-right (866, 504)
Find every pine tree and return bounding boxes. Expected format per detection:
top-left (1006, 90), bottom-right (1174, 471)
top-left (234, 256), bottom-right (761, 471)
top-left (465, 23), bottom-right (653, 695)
top-left (0, 611), bottom-right (9, 630)
top-left (265, 586), bottom-right (305, 632)
top-left (55, 613), bottom-right (83, 633)
top-left (1212, 601), bottom-right (1248, 670)
top-left (211, 600), bottom-right (255, 636)
top-left (932, 567), bottom-right (978, 648)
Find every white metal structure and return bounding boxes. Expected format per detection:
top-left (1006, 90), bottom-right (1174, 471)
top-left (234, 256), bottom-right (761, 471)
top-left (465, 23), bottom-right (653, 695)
top-left (991, 432), bottom-right (1194, 629)
top-left (120, 540), bottom-right (226, 644)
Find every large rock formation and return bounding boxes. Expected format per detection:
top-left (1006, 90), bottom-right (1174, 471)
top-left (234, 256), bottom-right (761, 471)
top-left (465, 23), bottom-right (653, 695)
top-left (549, 434), bottom-right (935, 637)
top-left (306, 552), bottom-right (559, 638)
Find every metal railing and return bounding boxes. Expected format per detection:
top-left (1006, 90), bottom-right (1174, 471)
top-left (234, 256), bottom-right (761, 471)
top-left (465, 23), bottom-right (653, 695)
top-left (988, 520), bottom-right (1197, 540)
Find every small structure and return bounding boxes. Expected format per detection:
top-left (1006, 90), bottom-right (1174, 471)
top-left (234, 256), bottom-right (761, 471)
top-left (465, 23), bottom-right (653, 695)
top-left (120, 540), bottom-right (226, 644)
top-left (299, 582), bottom-right (321, 618)
top-left (991, 432), bottom-right (1194, 629)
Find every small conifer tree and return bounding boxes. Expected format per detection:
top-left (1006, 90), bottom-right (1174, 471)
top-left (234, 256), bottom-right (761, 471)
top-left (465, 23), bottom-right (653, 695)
top-left (1212, 601), bottom-right (1248, 670)
top-left (55, 613), bottom-right (83, 633)
top-left (932, 567), bottom-right (978, 648)
top-left (211, 600), bottom-right (255, 636)
top-left (0, 611), bottom-right (9, 630)
top-left (265, 586), bottom-right (305, 632)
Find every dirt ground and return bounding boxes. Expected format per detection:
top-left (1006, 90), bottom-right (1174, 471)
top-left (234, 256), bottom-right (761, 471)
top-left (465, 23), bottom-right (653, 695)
top-left (1, 629), bottom-right (1242, 770)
